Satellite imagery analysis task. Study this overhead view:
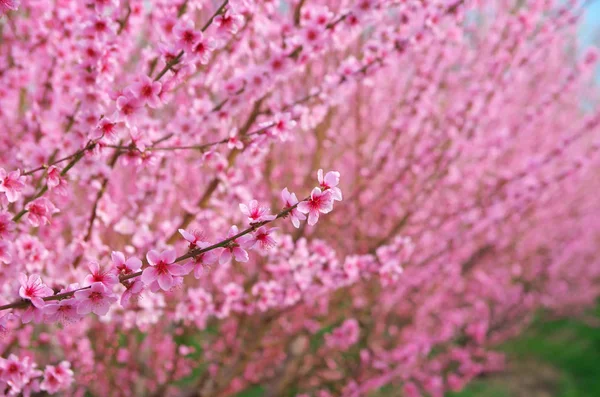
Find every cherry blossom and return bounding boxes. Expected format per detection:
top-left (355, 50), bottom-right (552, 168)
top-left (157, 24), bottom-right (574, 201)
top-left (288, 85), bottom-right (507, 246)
top-left (281, 188), bottom-right (306, 228)
top-left (129, 75), bottom-right (162, 108)
top-left (74, 282), bottom-right (117, 316)
top-left (318, 169), bottom-right (342, 201)
top-left (297, 187), bottom-right (334, 226)
top-left (0, 168), bottom-right (25, 203)
top-left (239, 200), bottom-right (276, 223)
top-left (84, 261), bottom-right (118, 288)
top-left (142, 249), bottom-right (190, 291)
top-left (0, 0), bottom-right (19, 13)
top-left (18, 273), bottom-right (53, 308)
top-left (24, 197), bottom-right (59, 227)
top-left (219, 226), bottom-right (254, 264)
top-left (111, 251), bottom-right (142, 275)
top-left (0, 240), bottom-right (11, 264)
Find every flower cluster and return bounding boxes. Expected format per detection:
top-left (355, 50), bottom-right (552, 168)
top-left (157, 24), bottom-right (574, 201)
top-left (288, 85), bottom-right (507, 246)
top-left (0, 0), bottom-right (598, 396)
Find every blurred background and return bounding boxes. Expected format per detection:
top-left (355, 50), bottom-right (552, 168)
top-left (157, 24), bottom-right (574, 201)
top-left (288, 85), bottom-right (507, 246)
top-left (231, 4), bottom-right (600, 397)
top-left (452, 5), bottom-right (600, 397)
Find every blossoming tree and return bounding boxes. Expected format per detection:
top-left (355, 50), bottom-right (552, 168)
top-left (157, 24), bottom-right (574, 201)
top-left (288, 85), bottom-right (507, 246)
top-left (0, 0), bottom-right (599, 396)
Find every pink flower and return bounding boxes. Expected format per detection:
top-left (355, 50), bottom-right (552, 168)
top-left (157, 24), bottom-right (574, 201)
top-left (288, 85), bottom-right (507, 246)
top-left (227, 128), bottom-right (244, 150)
top-left (0, 240), bottom-right (11, 264)
top-left (179, 228), bottom-right (207, 249)
top-left (84, 261), bottom-right (118, 288)
top-left (74, 282), bottom-right (117, 316)
top-left (111, 251), bottom-right (142, 275)
top-left (191, 35), bottom-right (217, 64)
top-left (173, 20), bottom-right (201, 51)
top-left (214, 11), bottom-right (244, 36)
top-left (318, 169), bottom-right (342, 201)
top-left (0, 354), bottom-right (41, 392)
top-left (0, 0), bottom-right (19, 13)
top-left (129, 75), bottom-right (162, 108)
top-left (40, 361), bottom-right (74, 394)
top-left (24, 197), bottom-right (59, 227)
top-left (46, 166), bottom-right (62, 189)
top-left (42, 299), bottom-right (81, 323)
top-left (281, 188), bottom-right (306, 228)
top-left (115, 93), bottom-right (144, 126)
top-left (191, 244), bottom-right (219, 279)
top-left (120, 279), bottom-right (143, 307)
top-left (0, 210), bottom-right (15, 238)
top-left (18, 273), bottom-right (53, 308)
top-left (297, 188), bottom-right (334, 226)
top-left (141, 249), bottom-right (190, 291)
top-left (0, 168), bottom-right (26, 203)
top-left (271, 113), bottom-right (296, 141)
top-left (239, 200), bottom-right (276, 223)
top-left (300, 23), bottom-right (324, 48)
top-left (94, 118), bottom-right (120, 142)
top-left (219, 226), bottom-right (254, 264)
top-left (250, 226), bottom-right (277, 250)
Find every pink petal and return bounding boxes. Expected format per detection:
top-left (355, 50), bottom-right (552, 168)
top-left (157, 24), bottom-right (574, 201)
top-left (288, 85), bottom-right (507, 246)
top-left (141, 267), bottom-right (159, 285)
top-left (77, 300), bottom-right (92, 315)
top-left (146, 250), bottom-right (160, 266)
top-left (161, 249), bottom-right (177, 264)
top-left (307, 210), bottom-right (319, 226)
top-left (168, 263), bottom-right (190, 276)
top-left (157, 273), bottom-right (173, 290)
top-left (232, 247), bottom-right (249, 263)
top-left (220, 249), bottom-right (232, 265)
top-left (94, 302), bottom-right (111, 316)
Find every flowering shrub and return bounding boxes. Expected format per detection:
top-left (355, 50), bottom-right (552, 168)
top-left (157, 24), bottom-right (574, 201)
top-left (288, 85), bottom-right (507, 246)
top-left (0, 0), bottom-right (599, 396)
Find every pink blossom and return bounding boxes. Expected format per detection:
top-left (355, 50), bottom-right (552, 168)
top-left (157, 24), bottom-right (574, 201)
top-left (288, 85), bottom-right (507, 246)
top-left (271, 113), bottom-right (296, 141)
top-left (173, 20), bottom-right (201, 52)
top-left (214, 11), bottom-right (244, 36)
top-left (219, 226), bottom-right (254, 264)
top-left (179, 228), bottom-right (207, 249)
top-left (40, 361), bottom-right (74, 394)
top-left (115, 93), bottom-right (144, 126)
top-left (190, 33), bottom-right (216, 65)
top-left (0, 354), bottom-right (42, 394)
top-left (18, 273), bottom-right (53, 308)
top-left (227, 128), bottom-right (244, 150)
top-left (141, 249), bottom-right (190, 291)
top-left (0, 210), bottom-right (15, 238)
top-left (325, 319), bottom-right (360, 351)
top-left (42, 298), bottom-right (81, 323)
top-left (297, 187), bottom-right (334, 226)
top-left (111, 251), bottom-right (142, 275)
top-left (74, 282), bottom-right (117, 316)
top-left (84, 261), bottom-right (118, 288)
top-left (191, 242), bottom-right (218, 279)
top-left (248, 226), bottom-right (277, 251)
top-left (129, 75), bottom-right (162, 108)
top-left (46, 166), bottom-right (62, 189)
top-left (0, 240), bottom-right (11, 264)
top-left (0, 0), bottom-right (19, 13)
top-left (120, 279), bottom-right (143, 307)
top-left (281, 187), bottom-right (306, 228)
top-left (94, 118), bottom-right (120, 142)
top-left (24, 197), bottom-right (59, 227)
top-left (0, 168), bottom-right (26, 203)
top-left (239, 200), bottom-right (276, 223)
top-left (318, 169), bottom-right (342, 201)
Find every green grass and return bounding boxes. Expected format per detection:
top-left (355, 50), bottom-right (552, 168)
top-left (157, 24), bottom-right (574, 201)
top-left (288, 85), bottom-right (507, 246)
top-left (231, 307), bottom-right (600, 397)
top-left (451, 306), bottom-right (600, 397)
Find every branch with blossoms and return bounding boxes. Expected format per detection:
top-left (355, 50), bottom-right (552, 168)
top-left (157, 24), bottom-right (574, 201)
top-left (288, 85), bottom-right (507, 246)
top-left (0, 170), bottom-right (341, 315)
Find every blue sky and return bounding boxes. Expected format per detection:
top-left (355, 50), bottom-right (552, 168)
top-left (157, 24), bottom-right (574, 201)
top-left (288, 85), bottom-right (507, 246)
top-left (580, 2), bottom-right (600, 47)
